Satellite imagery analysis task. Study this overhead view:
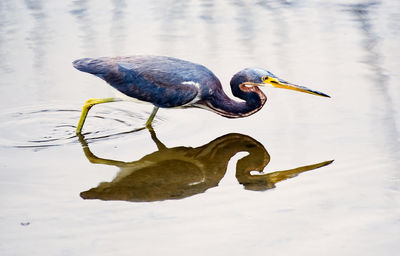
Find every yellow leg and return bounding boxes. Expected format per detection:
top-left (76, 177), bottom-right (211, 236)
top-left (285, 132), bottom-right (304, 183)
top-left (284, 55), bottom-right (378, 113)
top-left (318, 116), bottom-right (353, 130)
top-left (76, 98), bottom-right (119, 134)
top-left (145, 106), bottom-right (159, 128)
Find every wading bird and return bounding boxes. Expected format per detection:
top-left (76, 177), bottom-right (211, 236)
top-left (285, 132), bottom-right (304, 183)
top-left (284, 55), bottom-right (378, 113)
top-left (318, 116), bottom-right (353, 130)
top-left (73, 55), bottom-right (329, 134)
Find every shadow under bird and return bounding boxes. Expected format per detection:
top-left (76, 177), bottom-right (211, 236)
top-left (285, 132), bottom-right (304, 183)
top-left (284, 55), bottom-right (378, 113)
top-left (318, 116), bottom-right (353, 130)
top-left (73, 55), bottom-right (330, 133)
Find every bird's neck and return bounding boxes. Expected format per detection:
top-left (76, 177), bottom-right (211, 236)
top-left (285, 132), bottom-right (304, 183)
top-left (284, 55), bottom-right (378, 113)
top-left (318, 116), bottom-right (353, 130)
top-left (204, 83), bottom-right (266, 118)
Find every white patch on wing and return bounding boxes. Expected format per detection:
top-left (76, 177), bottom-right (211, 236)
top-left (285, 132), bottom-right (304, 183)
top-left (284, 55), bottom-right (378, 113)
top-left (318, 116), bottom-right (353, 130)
top-left (181, 81), bottom-right (201, 89)
top-left (180, 81), bottom-right (202, 107)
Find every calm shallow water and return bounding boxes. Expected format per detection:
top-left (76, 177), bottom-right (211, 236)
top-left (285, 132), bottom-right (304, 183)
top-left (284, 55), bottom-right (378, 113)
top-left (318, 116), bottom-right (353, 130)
top-left (0, 0), bottom-right (399, 255)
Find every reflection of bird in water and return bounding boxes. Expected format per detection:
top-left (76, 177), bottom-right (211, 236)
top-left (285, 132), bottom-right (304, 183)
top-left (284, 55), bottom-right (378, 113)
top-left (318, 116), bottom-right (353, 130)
top-left (73, 56), bottom-right (330, 134)
top-left (79, 130), bottom-right (333, 202)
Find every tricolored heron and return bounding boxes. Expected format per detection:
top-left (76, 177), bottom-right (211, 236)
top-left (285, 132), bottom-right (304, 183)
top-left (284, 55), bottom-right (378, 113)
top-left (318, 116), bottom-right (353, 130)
top-left (73, 55), bottom-right (329, 134)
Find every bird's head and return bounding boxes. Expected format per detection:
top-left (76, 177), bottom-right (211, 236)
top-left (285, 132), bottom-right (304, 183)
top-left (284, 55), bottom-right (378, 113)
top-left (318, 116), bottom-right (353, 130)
top-left (231, 68), bottom-right (330, 98)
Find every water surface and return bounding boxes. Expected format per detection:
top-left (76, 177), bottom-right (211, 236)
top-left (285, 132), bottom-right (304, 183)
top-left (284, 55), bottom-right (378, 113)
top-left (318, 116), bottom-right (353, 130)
top-left (0, 0), bottom-right (399, 255)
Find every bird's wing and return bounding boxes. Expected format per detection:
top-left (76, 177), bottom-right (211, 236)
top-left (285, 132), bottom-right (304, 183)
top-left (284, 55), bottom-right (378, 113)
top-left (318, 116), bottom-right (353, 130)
top-left (102, 60), bottom-right (200, 108)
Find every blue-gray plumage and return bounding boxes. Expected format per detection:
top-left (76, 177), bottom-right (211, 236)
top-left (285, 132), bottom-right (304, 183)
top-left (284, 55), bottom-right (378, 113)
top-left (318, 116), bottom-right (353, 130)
top-left (73, 55), bottom-right (329, 134)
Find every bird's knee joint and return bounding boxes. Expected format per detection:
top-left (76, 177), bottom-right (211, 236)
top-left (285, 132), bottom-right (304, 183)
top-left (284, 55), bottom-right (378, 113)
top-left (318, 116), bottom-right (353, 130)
top-left (85, 98), bottom-right (98, 105)
top-left (83, 99), bottom-right (99, 108)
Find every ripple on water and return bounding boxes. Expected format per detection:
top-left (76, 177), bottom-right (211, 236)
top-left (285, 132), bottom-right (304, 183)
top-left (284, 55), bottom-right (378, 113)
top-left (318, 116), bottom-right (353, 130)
top-left (0, 104), bottom-right (148, 148)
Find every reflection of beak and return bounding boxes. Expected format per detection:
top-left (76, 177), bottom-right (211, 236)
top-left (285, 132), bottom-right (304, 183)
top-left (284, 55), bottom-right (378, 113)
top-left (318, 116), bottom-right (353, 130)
top-left (263, 77), bottom-right (330, 98)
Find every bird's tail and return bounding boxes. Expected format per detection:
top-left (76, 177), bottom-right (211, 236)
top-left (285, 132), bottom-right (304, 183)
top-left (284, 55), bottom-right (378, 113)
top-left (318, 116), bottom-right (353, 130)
top-left (72, 58), bottom-right (111, 78)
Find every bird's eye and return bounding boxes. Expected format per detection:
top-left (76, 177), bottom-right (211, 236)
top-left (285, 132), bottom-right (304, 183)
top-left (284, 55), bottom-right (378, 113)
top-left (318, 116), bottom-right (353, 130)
top-left (262, 76), bottom-right (269, 81)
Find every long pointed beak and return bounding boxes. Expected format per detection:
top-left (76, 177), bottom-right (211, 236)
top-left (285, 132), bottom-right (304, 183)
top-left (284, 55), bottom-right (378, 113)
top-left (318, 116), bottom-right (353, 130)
top-left (263, 77), bottom-right (330, 98)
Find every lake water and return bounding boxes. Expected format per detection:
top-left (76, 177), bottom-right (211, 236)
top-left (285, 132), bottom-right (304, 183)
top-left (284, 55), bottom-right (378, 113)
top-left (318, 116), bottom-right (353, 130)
top-left (0, 0), bottom-right (399, 255)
